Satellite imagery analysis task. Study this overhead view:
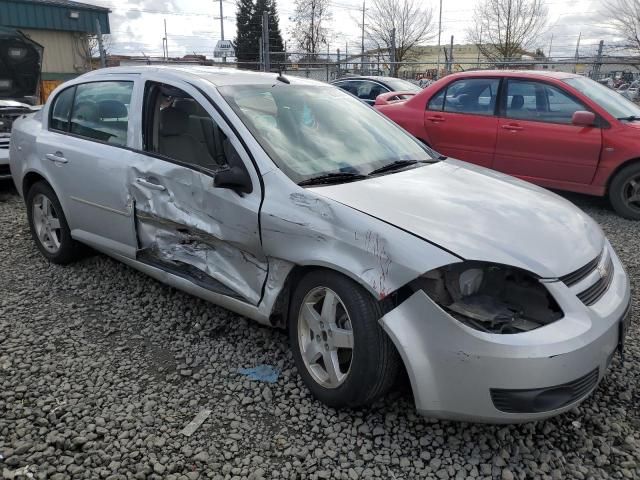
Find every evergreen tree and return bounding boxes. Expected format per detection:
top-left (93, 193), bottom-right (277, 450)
top-left (268, 0), bottom-right (285, 64)
top-left (234, 0), bottom-right (257, 68)
top-left (249, 0), bottom-right (285, 70)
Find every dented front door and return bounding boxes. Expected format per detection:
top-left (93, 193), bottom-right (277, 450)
top-left (128, 159), bottom-right (266, 305)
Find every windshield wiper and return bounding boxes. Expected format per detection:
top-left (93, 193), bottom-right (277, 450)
top-left (368, 159), bottom-right (431, 176)
top-left (617, 115), bottom-right (640, 121)
top-left (298, 172), bottom-right (367, 186)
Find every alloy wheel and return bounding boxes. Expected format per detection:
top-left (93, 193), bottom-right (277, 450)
top-left (622, 175), bottom-right (640, 213)
top-left (32, 193), bottom-right (62, 254)
top-left (297, 286), bottom-right (355, 389)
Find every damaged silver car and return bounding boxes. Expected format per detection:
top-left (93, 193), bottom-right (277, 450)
top-left (10, 66), bottom-right (632, 422)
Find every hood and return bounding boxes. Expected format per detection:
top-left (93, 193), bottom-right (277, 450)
top-left (310, 159), bottom-right (604, 278)
top-left (0, 28), bottom-right (43, 101)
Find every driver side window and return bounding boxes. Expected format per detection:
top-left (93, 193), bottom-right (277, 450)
top-left (143, 82), bottom-right (230, 172)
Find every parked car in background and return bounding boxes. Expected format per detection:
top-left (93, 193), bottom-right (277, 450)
top-left (9, 66), bottom-right (632, 422)
top-left (375, 70), bottom-right (640, 219)
top-left (0, 27), bottom-right (42, 179)
top-left (617, 81), bottom-right (640, 102)
top-left (331, 76), bottom-right (421, 105)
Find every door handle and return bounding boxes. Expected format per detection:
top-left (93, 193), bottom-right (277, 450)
top-left (136, 178), bottom-right (166, 191)
top-left (427, 115), bottom-right (445, 122)
top-left (45, 152), bottom-right (68, 164)
top-left (501, 124), bottom-right (523, 131)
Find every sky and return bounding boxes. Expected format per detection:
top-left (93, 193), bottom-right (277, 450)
top-left (90, 0), bottom-right (621, 60)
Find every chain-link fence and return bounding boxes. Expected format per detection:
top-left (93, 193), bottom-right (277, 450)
top-left (237, 52), bottom-right (640, 86)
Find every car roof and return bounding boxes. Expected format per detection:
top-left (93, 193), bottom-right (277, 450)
top-left (445, 70), bottom-right (580, 80)
top-left (332, 75), bottom-right (402, 84)
top-left (80, 65), bottom-right (324, 87)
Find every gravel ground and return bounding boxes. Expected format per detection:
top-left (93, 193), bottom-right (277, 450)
top-left (0, 181), bottom-right (638, 480)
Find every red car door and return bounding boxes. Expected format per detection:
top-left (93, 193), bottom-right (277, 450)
top-left (494, 79), bottom-right (602, 186)
top-left (423, 77), bottom-right (500, 168)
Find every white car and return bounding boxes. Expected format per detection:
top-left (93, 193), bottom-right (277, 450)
top-left (9, 66), bottom-right (632, 422)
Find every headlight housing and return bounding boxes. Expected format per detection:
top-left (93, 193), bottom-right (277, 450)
top-left (410, 262), bottom-right (563, 334)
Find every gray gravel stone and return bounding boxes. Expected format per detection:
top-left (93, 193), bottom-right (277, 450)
top-left (0, 186), bottom-right (639, 480)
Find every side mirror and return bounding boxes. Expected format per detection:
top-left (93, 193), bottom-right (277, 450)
top-left (213, 166), bottom-right (253, 194)
top-left (572, 110), bottom-right (596, 127)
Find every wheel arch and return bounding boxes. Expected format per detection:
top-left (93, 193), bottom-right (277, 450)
top-left (605, 157), bottom-right (640, 192)
top-left (22, 170), bottom-right (49, 198)
top-left (268, 263), bottom-right (387, 329)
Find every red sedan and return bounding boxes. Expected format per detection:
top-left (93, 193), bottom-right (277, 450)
top-left (375, 70), bottom-right (640, 219)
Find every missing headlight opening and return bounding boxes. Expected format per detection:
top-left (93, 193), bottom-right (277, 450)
top-left (412, 263), bottom-right (564, 334)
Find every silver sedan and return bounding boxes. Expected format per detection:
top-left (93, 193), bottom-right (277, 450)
top-left (9, 66), bottom-right (631, 422)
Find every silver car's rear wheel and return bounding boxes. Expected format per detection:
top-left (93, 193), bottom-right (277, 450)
top-left (297, 286), bottom-right (354, 389)
top-left (32, 193), bottom-right (62, 253)
top-left (26, 181), bottom-right (82, 264)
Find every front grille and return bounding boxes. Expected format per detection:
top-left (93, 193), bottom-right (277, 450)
top-left (560, 254), bottom-right (601, 287)
top-left (491, 368), bottom-right (599, 413)
top-left (577, 254), bottom-right (614, 306)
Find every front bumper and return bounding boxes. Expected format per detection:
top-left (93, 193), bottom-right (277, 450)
top-left (380, 243), bottom-right (631, 423)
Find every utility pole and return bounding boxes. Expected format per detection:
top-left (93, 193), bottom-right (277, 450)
top-left (310, 2), bottom-right (315, 57)
top-left (258, 37), bottom-right (263, 71)
top-left (95, 18), bottom-right (106, 68)
top-left (573, 32), bottom-right (581, 73)
top-left (218, 0), bottom-right (226, 63)
top-left (448, 35), bottom-right (454, 74)
top-left (345, 41), bottom-right (348, 71)
top-left (435, 0), bottom-right (442, 79)
top-left (390, 27), bottom-right (396, 76)
top-left (548, 33), bottom-right (553, 58)
top-left (337, 48), bottom-right (341, 77)
top-left (326, 41), bottom-right (330, 81)
top-left (262, 11), bottom-right (270, 71)
top-left (163, 18), bottom-right (168, 60)
top-left (476, 26), bottom-right (482, 68)
top-left (361, 1), bottom-right (365, 73)
top-left (593, 40), bottom-right (604, 79)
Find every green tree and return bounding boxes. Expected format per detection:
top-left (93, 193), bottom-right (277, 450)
top-left (235, 0), bottom-right (257, 68)
top-left (268, 0), bottom-right (286, 64)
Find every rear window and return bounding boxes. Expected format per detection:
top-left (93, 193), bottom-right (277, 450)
top-left (49, 87), bottom-right (75, 132)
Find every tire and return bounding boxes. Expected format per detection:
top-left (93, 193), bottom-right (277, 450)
top-left (288, 270), bottom-right (400, 408)
top-left (609, 162), bottom-right (640, 220)
top-left (26, 181), bottom-right (82, 264)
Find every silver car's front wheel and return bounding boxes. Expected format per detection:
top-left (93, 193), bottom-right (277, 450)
top-left (32, 193), bottom-right (62, 253)
top-left (289, 270), bottom-right (400, 408)
top-left (298, 286), bottom-right (354, 389)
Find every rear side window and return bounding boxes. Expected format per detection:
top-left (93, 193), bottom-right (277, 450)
top-left (427, 78), bottom-right (500, 116)
top-left (69, 81), bottom-right (133, 146)
top-left (50, 87), bottom-right (75, 131)
top-left (355, 81), bottom-right (389, 101)
top-left (443, 79), bottom-right (500, 116)
top-left (505, 80), bottom-right (588, 124)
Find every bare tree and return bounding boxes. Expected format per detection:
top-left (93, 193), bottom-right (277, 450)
top-left (290, 0), bottom-right (333, 57)
top-left (82, 34), bottom-right (112, 70)
top-left (605, 0), bottom-right (640, 53)
top-left (468, 0), bottom-right (548, 64)
top-left (365, 0), bottom-right (435, 75)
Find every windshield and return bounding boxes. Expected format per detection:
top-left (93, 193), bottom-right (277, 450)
top-left (219, 84), bottom-right (434, 184)
top-left (384, 78), bottom-right (422, 92)
top-left (564, 76), bottom-right (640, 119)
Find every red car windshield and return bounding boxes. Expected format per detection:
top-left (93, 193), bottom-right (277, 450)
top-left (565, 76), bottom-right (640, 120)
